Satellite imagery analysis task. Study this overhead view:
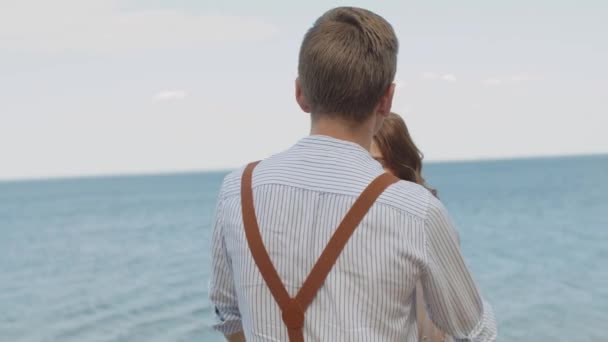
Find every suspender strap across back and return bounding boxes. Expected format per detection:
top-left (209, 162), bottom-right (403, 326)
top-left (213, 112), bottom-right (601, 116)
top-left (241, 161), bottom-right (399, 341)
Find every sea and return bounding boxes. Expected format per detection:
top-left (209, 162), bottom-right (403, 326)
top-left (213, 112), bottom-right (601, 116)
top-left (1, 155), bottom-right (607, 342)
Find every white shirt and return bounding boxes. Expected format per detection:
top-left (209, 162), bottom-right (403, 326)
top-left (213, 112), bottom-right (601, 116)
top-left (209, 135), bottom-right (497, 341)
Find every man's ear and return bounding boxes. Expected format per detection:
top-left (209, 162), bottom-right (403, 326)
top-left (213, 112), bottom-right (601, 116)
top-left (377, 83), bottom-right (396, 117)
top-left (295, 78), bottom-right (311, 113)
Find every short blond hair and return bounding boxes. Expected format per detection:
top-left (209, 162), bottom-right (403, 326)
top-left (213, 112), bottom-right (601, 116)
top-left (298, 7), bottom-right (398, 122)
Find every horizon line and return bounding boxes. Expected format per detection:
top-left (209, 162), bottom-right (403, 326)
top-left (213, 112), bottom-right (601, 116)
top-left (1, 151), bottom-right (606, 184)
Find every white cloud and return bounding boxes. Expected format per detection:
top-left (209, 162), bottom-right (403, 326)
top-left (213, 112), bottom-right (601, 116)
top-left (154, 90), bottom-right (188, 101)
top-left (0, 0), bottom-right (279, 53)
top-left (441, 74), bottom-right (457, 82)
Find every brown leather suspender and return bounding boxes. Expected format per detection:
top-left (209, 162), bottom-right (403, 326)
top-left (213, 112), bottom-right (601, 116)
top-left (241, 161), bottom-right (399, 341)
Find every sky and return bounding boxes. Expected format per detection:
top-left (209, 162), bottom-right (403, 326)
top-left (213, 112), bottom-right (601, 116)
top-left (1, 0), bottom-right (607, 180)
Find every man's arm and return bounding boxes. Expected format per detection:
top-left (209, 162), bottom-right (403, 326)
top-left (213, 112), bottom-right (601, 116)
top-left (208, 189), bottom-right (244, 339)
top-left (420, 196), bottom-right (497, 342)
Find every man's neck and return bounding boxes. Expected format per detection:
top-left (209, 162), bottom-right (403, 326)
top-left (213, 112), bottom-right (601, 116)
top-left (309, 115), bottom-right (376, 151)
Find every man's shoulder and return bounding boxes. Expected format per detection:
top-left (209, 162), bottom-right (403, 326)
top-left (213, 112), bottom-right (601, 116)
top-left (218, 164), bottom-right (248, 200)
top-left (217, 159), bottom-right (434, 222)
top-left (376, 179), bottom-right (433, 220)
top-left (219, 145), bottom-right (296, 200)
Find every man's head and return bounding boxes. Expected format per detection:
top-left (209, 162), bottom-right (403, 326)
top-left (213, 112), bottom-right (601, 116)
top-left (296, 7), bottom-right (399, 124)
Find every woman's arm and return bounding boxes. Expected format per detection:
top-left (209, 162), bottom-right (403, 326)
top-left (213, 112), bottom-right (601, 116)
top-left (420, 196), bottom-right (497, 342)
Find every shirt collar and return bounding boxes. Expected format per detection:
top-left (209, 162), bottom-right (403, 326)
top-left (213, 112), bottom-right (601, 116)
top-left (296, 134), bottom-right (370, 154)
top-left (293, 134), bottom-right (383, 172)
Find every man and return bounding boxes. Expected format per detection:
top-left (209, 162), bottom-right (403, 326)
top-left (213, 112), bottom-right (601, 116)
top-left (209, 7), bottom-right (497, 342)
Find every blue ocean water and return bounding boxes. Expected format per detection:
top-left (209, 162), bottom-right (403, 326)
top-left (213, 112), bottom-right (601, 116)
top-left (0, 155), bottom-right (606, 342)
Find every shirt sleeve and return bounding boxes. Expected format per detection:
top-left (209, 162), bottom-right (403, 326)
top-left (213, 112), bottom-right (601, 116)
top-left (420, 195), bottom-right (498, 342)
top-left (208, 186), bottom-right (243, 336)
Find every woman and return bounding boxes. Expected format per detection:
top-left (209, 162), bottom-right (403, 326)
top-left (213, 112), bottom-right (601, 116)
top-left (371, 112), bottom-right (448, 342)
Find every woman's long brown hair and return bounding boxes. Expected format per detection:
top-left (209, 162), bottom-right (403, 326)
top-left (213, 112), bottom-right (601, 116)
top-left (373, 112), bottom-right (437, 197)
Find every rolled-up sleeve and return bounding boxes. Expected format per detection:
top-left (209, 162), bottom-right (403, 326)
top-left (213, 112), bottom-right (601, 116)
top-left (421, 196), bottom-right (497, 342)
top-left (208, 187), bottom-right (243, 336)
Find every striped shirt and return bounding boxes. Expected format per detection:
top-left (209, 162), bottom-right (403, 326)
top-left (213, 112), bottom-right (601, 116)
top-left (209, 135), bottom-right (497, 341)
